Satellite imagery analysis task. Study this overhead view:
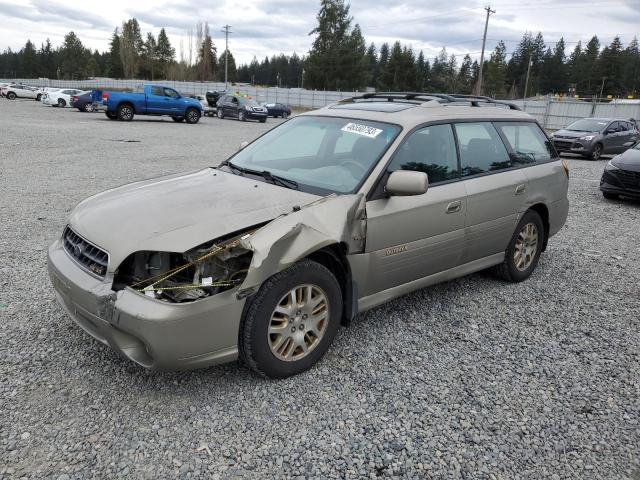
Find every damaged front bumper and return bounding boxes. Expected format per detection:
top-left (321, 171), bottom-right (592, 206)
top-left (48, 239), bottom-right (246, 370)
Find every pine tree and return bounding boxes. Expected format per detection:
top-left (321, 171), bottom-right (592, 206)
top-left (197, 22), bottom-right (217, 81)
top-left (19, 40), bottom-right (39, 77)
top-left (59, 32), bottom-right (87, 79)
top-left (622, 37), bottom-right (640, 97)
top-left (457, 54), bottom-right (473, 94)
top-left (484, 41), bottom-right (507, 97)
top-left (107, 29), bottom-right (124, 78)
top-left (38, 39), bottom-right (55, 78)
top-left (599, 36), bottom-right (624, 96)
top-left (143, 32), bottom-right (157, 80)
top-left (156, 28), bottom-right (175, 79)
top-left (120, 18), bottom-right (144, 78)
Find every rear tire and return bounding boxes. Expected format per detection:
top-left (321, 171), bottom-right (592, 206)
top-left (282, 112), bottom-right (289, 119)
top-left (36, 94), bottom-right (42, 101)
top-left (603, 192), bottom-right (619, 200)
top-left (57, 98), bottom-right (66, 107)
top-left (117, 103), bottom-right (134, 121)
top-left (260, 118), bottom-right (266, 123)
top-left (185, 108), bottom-right (200, 124)
top-left (83, 103), bottom-right (94, 112)
top-left (7, 92), bottom-right (16, 100)
top-left (494, 210), bottom-right (544, 283)
top-left (239, 259), bottom-right (342, 378)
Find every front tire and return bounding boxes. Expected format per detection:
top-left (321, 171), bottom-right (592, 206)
top-left (217, 109), bottom-right (224, 119)
top-left (36, 94), bottom-right (42, 101)
top-left (117, 103), bottom-right (134, 121)
top-left (494, 210), bottom-right (544, 283)
top-left (185, 108), bottom-right (200, 124)
top-left (239, 110), bottom-right (246, 122)
top-left (282, 112), bottom-right (289, 119)
top-left (259, 118), bottom-right (266, 123)
top-left (590, 143), bottom-right (603, 161)
top-left (7, 92), bottom-right (16, 100)
top-left (240, 259), bottom-right (342, 378)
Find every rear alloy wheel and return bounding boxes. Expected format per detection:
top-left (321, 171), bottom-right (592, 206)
top-left (240, 259), bottom-right (342, 378)
top-left (185, 108), bottom-right (200, 124)
top-left (6, 92), bottom-right (16, 100)
top-left (239, 110), bottom-right (246, 122)
top-left (217, 109), bottom-right (224, 119)
top-left (57, 98), bottom-right (66, 107)
top-left (590, 143), bottom-right (603, 161)
top-left (494, 210), bottom-right (544, 282)
top-left (117, 104), bottom-right (134, 121)
top-left (83, 103), bottom-right (94, 112)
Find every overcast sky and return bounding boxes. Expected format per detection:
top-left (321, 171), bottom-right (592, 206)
top-left (0, 0), bottom-right (638, 65)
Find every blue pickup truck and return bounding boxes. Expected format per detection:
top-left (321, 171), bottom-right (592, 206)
top-left (103, 85), bottom-right (203, 123)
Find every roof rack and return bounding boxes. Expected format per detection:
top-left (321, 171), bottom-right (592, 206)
top-left (339, 92), bottom-right (521, 111)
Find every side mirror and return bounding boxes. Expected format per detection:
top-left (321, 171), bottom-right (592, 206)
top-left (238, 141), bottom-right (249, 151)
top-left (385, 170), bottom-right (429, 197)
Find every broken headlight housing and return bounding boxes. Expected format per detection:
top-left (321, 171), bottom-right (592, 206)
top-left (112, 231), bottom-right (254, 303)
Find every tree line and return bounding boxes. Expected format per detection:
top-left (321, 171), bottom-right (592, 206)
top-left (1, 0), bottom-right (639, 98)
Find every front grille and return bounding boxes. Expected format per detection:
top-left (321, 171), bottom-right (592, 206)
top-left (614, 169), bottom-right (640, 191)
top-left (62, 226), bottom-right (109, 277)
top-left (553, 140), bottom-right (573, 151)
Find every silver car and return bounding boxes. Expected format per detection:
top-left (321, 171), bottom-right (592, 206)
top-left (48, 93), bottom-right (569, 378)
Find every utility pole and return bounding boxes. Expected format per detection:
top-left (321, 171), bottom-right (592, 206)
top-left (221, 24), bottom-right (232, 89)
top-left (599, 77), bottom-right (607, 101)
top-left (523, 55), bottom-right (533, 99)
top-left (476, 5), bottom-right (495, 96)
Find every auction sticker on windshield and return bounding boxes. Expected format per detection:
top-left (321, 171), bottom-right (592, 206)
top-left (341, 122), bottom-right (383, 138)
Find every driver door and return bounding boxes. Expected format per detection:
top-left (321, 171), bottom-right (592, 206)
top-left (362, 124), bottom-right (467, 296)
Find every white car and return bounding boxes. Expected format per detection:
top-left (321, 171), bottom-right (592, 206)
top-left (3, 84), bottom-right (43, 101)
top-left (46, 88), bottom-right (85, 107)
top-left (0, 82), bottom-right (12, 97)
top-left (192, 94), bottom-right (215, 116)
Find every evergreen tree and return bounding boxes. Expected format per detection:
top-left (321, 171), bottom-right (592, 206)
top-left (622, 37), bottom-right (640, 97)
top-left (107, 29), bottom-right (124, 78)
top-left (599, 36), bottom-right (624, 96)
top-left (484, 41), bottom-right (507, 97)
top-left (19, 40), bottom-right (39, 77)
top-left (197, 22), bottom-right (217, 81)
top-left (305, 0), bottom-right (367, 90)
top-left (457, 54), bottom-right (473, 94)
top-left (143, 32), bottom-right (158, 79)
top-left (156, 28), bottom-right (175, 79)
top-left (59, 31), bottom-right (87, 79)
top-left (365, 43), bottom-right (378, 88)
top-left (120, 18), bottom-right (144, 78)
top-left (38, 39), bottom-right (56, 78)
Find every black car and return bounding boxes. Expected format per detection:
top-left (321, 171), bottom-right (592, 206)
top-left (205, 90), bottom-right (226, 108)
top-left (72, 91), bottom-right (95, 112)
top-left (600, 142), bottom-right (640, 200)
top-left (263, 102), bottom-right (291, 118)
top-left (217, 94), bottom-right (268, 122)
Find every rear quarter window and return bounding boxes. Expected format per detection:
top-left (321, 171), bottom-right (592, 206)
top-left (494, 122), bottom-right (554, 164)
top-left (454, 122), bottom-right (512, 176)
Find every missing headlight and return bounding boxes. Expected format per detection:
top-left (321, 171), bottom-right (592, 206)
top-left (112, 231), bottom-right (254, 303)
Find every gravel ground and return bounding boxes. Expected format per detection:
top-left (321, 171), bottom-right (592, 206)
top-left (1, 99), bottom-right (639, 479)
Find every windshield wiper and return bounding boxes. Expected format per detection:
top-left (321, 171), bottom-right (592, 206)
top-left (260, 170), bottom-right (299, 190)
top-left (219, 160), bottom-right (246, 175)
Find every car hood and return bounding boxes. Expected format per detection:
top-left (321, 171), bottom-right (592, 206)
top-left (68, 168), bottom-right (321, 271)
top-left (612, 148), bottom-right (640, 172)
top-left (552, 129), bottom-right (597, 139)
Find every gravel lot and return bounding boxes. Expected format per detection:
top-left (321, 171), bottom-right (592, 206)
top-left (1, 99), bottom-right (639, 479)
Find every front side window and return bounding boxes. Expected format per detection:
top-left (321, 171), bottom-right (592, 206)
top-left (229, 116), bottom-right (400, 194)
top-left (495, 122), bottom-right (554, 164)
top-left (454, 122), bottom-right (511, 176)
top-left (387, 124), bottom-right (459, 183)
top-left (164, 88), bottom-right (179, 98)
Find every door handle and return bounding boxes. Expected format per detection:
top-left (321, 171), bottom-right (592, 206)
top-left (446, 200), bottom-right (462, 214)
top-left (515, 184), bottom-right (527, 195)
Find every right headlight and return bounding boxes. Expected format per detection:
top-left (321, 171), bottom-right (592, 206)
top-left (579, 135), bottom-right (596, 141)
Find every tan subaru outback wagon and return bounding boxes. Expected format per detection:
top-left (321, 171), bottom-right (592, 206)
top-left (48, 93), bottom-right (569, 378)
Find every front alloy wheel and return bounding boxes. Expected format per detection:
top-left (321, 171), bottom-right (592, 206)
top-left (239, 110), bottom-right (246, 121)
top-left (268, 285), bottom-right (329, 361)
top-left (590, 143), bottom-right (603, 160)
top-left (240, 259), bottom-right (342, 378)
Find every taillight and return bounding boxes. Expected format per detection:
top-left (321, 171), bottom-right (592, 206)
top-left (562, 159), bottom-right (570, 178)
top-left (102, 92), bottom-right (109, 101)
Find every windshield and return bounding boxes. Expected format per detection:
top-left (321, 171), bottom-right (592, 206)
top-left (228, 116), bottom-right (401, 194)
top-left (566, 119), bottom-right (608, 132)
top-left (239, 98), bottom-right (259, 107)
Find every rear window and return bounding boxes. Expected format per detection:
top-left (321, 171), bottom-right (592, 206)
top-left (494, 122), bottom-right (554, 164)
top-left (454, 122), bottom-right (512, 176)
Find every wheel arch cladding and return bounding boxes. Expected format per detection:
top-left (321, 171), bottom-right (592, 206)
top-left (238, 194), bottom-right (366, 322)
top-left (529, 203), bottom-right (549, 251)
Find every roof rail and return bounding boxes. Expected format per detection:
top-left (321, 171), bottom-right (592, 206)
top-left (339, 92), bottom-right (521, 110)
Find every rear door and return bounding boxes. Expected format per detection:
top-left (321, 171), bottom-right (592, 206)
top-left (620, 121), bottom-right (638, 149)
top-left (602, 121), bottom-right (623, 153)
top-left (364, 123), bottom-right (467, 294)
top-left (454, 122), bottom-right (528, 264)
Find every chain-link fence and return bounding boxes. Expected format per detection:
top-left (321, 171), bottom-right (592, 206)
top-left (4, 78), bottom-right (640, 128)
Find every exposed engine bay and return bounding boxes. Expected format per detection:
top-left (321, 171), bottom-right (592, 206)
top-left (112, 231), bottom-right (254, 303)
